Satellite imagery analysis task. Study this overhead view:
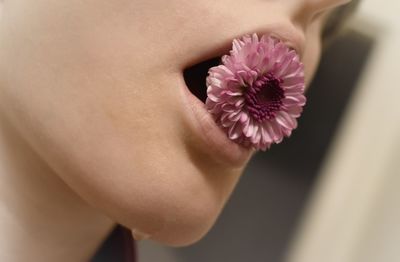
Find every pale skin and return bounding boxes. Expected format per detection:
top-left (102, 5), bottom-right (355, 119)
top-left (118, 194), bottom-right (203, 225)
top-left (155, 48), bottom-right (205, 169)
top-left (0, 0), bottom-right (351, 261)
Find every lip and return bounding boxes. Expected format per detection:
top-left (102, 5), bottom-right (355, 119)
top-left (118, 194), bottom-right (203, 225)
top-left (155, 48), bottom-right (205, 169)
top-left (267, 29), bottom-right (305, 59)
top-left (177, 29), bottom-right (303, 167)
top-left (181, 26), bottom-right (305, 71)
top-left (178, 74), bottom-right (254, 168)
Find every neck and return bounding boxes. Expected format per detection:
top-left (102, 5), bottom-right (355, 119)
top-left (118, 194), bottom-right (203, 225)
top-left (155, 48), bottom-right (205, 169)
top-left (0, 113), bottom-right (115, 262)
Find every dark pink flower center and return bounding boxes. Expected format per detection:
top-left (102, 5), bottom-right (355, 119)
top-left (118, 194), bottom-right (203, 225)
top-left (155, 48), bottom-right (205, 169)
top-left (244, 73), bottom-right (284, 123)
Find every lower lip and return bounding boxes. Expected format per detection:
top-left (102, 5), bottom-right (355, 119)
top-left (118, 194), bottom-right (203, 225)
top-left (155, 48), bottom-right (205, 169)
top-left (178, 75), bottom-right (254, 168)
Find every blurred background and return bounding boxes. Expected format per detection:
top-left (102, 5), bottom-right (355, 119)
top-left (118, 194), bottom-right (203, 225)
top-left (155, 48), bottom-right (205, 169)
top-left (137, 0), bottom-right (400, 261)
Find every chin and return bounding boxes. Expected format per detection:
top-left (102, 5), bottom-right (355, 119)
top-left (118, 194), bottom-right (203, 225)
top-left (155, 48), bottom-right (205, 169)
top-left (146, 196), bottom-right (221, 247)
top-left (125, 172), bottom-right (227, 247)
top-left (118, 155), bottom-right (242, 247)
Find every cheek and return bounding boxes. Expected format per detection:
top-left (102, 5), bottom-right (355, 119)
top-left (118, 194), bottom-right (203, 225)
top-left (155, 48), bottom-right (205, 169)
top-left (3, 0), bottom-right (332, 247)
top-left (0, 1), bottom-right (247, 247)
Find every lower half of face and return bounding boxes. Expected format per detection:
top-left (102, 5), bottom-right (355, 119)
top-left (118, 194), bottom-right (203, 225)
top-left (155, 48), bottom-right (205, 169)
top-left (0, 0), bottom-right (328, 246)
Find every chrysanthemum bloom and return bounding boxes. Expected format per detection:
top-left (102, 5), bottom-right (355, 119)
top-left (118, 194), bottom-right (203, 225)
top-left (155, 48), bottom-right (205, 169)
top-left (205, 33), bottom-right (306, 151)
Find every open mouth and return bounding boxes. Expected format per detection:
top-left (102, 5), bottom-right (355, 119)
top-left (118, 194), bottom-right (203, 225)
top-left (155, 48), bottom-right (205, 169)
top-left (179, 54), bottom-right (253, 167)
top-left (183, 56), bottom-right (222, 104)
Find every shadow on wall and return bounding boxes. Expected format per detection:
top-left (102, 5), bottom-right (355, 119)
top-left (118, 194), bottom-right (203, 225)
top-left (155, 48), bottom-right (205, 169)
top-left (138, 29), bottom-right (375, 262)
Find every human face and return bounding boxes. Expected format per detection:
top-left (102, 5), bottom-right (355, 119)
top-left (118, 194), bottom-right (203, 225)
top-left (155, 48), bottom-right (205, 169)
top-left (0, 0), bottom-right (351, 246)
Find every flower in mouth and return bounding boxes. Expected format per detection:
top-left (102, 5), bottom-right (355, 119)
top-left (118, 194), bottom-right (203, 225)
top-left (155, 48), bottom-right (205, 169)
top-left (205, 33), bottom-right (306, 151)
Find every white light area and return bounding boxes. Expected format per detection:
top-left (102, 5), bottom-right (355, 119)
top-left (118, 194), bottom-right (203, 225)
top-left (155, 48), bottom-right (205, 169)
top-left (287, 1), bottom-right (400, 262)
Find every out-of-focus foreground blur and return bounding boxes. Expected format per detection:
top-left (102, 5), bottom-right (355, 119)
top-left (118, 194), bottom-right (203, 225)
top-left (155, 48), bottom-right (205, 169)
top-left (136, 0), bottom-right (400, 261)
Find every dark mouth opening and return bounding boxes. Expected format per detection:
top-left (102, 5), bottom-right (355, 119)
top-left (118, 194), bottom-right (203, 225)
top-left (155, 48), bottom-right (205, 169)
top-left (183, 56), bottom-right (221, 103)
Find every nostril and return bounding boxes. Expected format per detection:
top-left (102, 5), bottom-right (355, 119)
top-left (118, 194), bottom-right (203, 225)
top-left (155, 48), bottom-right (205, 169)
top-left (183, 56), bottom-right (221, 104)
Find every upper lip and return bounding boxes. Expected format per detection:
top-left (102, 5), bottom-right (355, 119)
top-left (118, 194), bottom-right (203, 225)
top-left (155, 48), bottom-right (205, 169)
top-left (182, 25), bottom-right (306, 71)
top-left (265, 27), bottom-right (306, 58)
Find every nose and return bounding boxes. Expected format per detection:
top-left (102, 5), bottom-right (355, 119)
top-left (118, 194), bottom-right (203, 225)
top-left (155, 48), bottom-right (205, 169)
top-left (291, 0), bottom-right (352, 27)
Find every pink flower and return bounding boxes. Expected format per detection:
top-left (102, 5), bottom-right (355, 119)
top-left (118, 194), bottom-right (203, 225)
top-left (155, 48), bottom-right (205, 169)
top-left (205, 33), bottom-right (306, 151)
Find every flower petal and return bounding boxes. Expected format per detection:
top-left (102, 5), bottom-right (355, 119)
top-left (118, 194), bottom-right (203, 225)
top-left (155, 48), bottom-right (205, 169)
top-left (205, 33), bottom-right (306, 151)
